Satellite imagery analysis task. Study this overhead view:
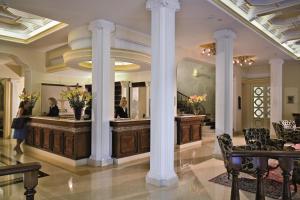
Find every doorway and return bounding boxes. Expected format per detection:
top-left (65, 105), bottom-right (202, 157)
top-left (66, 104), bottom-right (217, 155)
top-left (242, 78), bottom-right (270, 129)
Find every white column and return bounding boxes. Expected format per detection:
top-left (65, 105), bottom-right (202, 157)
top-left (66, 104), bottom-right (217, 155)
top-left (146, 0), bottom-right (180, 187)
top-left (88, 19), bottom-right (115, 166)
top-left (213, 29), bottom-right (236, 155)
top-left (145, 81), bottom-right (151, 118)
top-left (270, 58), bottom-right (284, 135)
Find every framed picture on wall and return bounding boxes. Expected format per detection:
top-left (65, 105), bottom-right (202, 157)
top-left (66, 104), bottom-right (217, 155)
top-left (287, 96), bottom-right (295, 104)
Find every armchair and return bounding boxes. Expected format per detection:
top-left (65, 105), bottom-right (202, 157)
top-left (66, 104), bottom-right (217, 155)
top-left (217, 134), bottom-right (256, 178)
top-left (243, 128), bottom-right (285, 150)
top-left (273, 122), bottom-right (300, 144)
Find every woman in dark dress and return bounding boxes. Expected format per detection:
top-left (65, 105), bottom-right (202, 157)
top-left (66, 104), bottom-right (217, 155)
top-left (115, 97), bottom-right (128, 118)
top-left (13, 101), bottom-right (30, 154)
top-left (47, 97), bottom-right (59, 117)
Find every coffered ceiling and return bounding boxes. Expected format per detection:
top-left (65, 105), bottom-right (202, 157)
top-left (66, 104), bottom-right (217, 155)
top-left (212, 0), bottom-right (300, 59)
top-left (2, 0), bottom-right (299, 67)
top-left (0, 4), bottom-right (67, 44)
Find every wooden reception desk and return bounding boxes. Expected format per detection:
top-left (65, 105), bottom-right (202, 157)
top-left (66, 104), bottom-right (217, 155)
top-left (110, 115), bottom-right (205, 159)
top-left (26, 117), bottom-right (91, 160)
top-left (175, 115), bottom-right (205, 145)
top-left (110, 119), bottom-right (150, 159)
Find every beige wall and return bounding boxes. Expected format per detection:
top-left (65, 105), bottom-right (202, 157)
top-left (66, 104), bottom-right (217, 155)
top-left (177, 58), bottom-right (215, 116)
top-left (283, 61), bottom-right (300, 120)
top-left (115, 71), bottom-right (151, 82)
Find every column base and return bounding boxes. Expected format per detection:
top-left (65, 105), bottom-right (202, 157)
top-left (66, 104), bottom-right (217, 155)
top-left (87, 157), bottom-right (113, 167)
top-left (146, 172), bottom-right (178, 187)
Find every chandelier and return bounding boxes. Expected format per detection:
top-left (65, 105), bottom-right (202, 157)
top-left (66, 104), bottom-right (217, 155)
top-left (233, 56), bottom-right (255, 66)
top-left (200, 43), bottom-right (216, 56)
top-left (200, 42), bottom-right (256, 66)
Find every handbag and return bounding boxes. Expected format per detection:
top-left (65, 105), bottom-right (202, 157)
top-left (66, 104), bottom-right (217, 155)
top-left (11, 117), bottom-right (26, 129)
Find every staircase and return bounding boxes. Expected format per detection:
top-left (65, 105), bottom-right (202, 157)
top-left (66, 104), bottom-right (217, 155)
top-left (177, 91), bottom-right (215, 129)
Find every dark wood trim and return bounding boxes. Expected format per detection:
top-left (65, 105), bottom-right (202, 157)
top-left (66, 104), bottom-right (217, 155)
top-left (131, 82), bottom-right (146, 87)
top-left (41, 83), bottom-right (82, 87)
top-left (110, 120), bottom-right (150, 127)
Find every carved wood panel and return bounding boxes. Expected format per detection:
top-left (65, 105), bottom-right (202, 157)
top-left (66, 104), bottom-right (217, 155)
top-left (42, 128), bottom-right (53, 151)
top-left (25, 127), bottom-right (34, 145)
top-left (119, 131), bottom-right (138, 156)
top-left (53, 130), bottom-right (63, 155)
top-left (138, 129), bottom-right (150, 153)
top-left (191, 124), bottom-right (201, 141)
top-left (181, 125), bottom-right (191, 144)
top-left (64, 132), bottom-right (74, 158)
top-left (33, 127), bottom-right (43, 148)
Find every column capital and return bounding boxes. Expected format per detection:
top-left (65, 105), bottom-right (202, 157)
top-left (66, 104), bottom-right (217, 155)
top-left (146, 0), bottom-right (180, 11)
top-left (89, 19), bottom-right (115, 32)
top-left (269, 58), bottom-right (284, 66)
top-left (214, 29), bottom-right (236, 40)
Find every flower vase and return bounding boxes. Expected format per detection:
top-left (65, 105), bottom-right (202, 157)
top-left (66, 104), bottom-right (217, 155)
top-left (192, 107), bottom-right (200, 115)
top-left (74, 108), bottom-right (82, 120)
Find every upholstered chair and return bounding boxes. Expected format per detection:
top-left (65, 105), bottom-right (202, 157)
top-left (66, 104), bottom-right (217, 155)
top-left (243, 128), bottom-right (285, 150)
top-left (272, 122), bottom-right (300, 144)
top-left (280, 120), bottom-right (296, 130)
top-left (217, 134), bottom-right (256, 178)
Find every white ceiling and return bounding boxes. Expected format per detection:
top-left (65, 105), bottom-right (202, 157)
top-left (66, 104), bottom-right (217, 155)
top-left (3, 0), bottom-right (298, 67)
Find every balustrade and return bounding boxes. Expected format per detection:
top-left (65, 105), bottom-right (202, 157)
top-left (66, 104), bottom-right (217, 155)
top-left (230, 151), bottom-right (300, 200)
top-left (0, 162), bottom-right (41, 200)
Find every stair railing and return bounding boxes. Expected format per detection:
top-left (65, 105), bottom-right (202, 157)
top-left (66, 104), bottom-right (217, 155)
top-left (229, 151), bottom-right (300, 200)
top-left (0, 162), bottom-right (41, 200)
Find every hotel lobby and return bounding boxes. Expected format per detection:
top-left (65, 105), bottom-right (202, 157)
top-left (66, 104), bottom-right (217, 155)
top-left (0, 0), bottom-right (300, 199)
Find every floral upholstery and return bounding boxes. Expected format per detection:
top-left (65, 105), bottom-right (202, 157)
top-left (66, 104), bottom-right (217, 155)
top-left (280, 120), bottom-right (296, 130)
top-left (273, 122), bottom-right (300, 144)
top-left (217, 134), bottom-right (256, 177)
top-left (243, 128), bottom-right (285, 150)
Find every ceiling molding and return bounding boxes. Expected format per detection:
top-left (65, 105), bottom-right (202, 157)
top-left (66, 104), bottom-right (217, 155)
top-left (210, 0), bottom-right (299, 60)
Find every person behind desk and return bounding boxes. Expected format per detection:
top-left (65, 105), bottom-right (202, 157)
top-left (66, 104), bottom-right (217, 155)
top-left (47, 97), bottom-right (59, 117)
top-left (115, 97), bottom-right (128, 118)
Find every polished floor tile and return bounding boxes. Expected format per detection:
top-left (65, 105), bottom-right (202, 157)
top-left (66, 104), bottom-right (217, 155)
top-left (0, 130), bottom-right (279, 200)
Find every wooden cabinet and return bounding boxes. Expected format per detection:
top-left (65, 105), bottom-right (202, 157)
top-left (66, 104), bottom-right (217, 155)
top-left (111, 120), bottom-right (150, 158)
top-left (176, 115), bottom-right (205, 145)
top-left (26, 117), bottom-right (91, 160)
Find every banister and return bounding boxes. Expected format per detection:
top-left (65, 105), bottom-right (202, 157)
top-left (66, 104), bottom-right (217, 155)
top-left (0, 162), bottom-right (41, 176)
top-left (0, 162), bottom-right (41, 200)
top-left (230, 150), bottom-right (300, 158)
top-left (229, 150), bottom-right (298, 200)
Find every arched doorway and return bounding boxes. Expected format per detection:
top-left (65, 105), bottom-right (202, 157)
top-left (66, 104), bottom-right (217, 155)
top-left (0, 53), bottom-right (29, 138)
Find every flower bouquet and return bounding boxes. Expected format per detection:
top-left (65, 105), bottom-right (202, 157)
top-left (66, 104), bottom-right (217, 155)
top-left (188, 94), bottom-right (207, 115)
top-left (61, 87), bottom-right (92, 120)
top-left (19, 89), bottom-right (39, 115)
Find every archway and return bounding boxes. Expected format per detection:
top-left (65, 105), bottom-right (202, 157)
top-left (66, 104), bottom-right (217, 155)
top-left (0, 52), bottom-right (30, 139)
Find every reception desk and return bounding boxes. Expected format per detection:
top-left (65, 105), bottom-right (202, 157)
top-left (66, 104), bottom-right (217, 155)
top-left (26, 117), bottom-right (91, 160)
top-left (110, 115), bottom-right (204, 160)
top-left (175, 115), bottom-right (205, 145)
top-left (110, 119), bottom-right (150, 159)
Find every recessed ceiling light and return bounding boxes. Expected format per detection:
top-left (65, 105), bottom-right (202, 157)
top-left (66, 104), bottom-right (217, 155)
top-left (78, 60), bottom-right (141, 71)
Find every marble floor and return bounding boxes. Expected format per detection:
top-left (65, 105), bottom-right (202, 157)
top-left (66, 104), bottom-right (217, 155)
top-left (0, 129), bottom-right (277, 200)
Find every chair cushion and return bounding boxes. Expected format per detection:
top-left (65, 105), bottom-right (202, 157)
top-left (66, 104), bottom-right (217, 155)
top-left (280, 120), bottom-right (296, 130)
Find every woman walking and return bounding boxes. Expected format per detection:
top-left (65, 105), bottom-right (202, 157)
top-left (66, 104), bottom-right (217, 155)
top-left (13, 101), bottom-right (30, 154)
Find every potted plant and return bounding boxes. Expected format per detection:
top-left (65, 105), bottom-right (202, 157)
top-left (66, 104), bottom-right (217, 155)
top-left (188, 94), bottom-right (207, 115)
top-left (61, 87), bottom-right (92, 120)
top-left (19, 89), bottom-right (39, 115)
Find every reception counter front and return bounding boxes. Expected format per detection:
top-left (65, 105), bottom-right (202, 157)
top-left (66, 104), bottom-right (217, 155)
top-left (110, 115), bottom-right (205, 161)
top-left (25, 117), bottom-right (91, 160)
top-left (110, 119), bottom-right (150, 159)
